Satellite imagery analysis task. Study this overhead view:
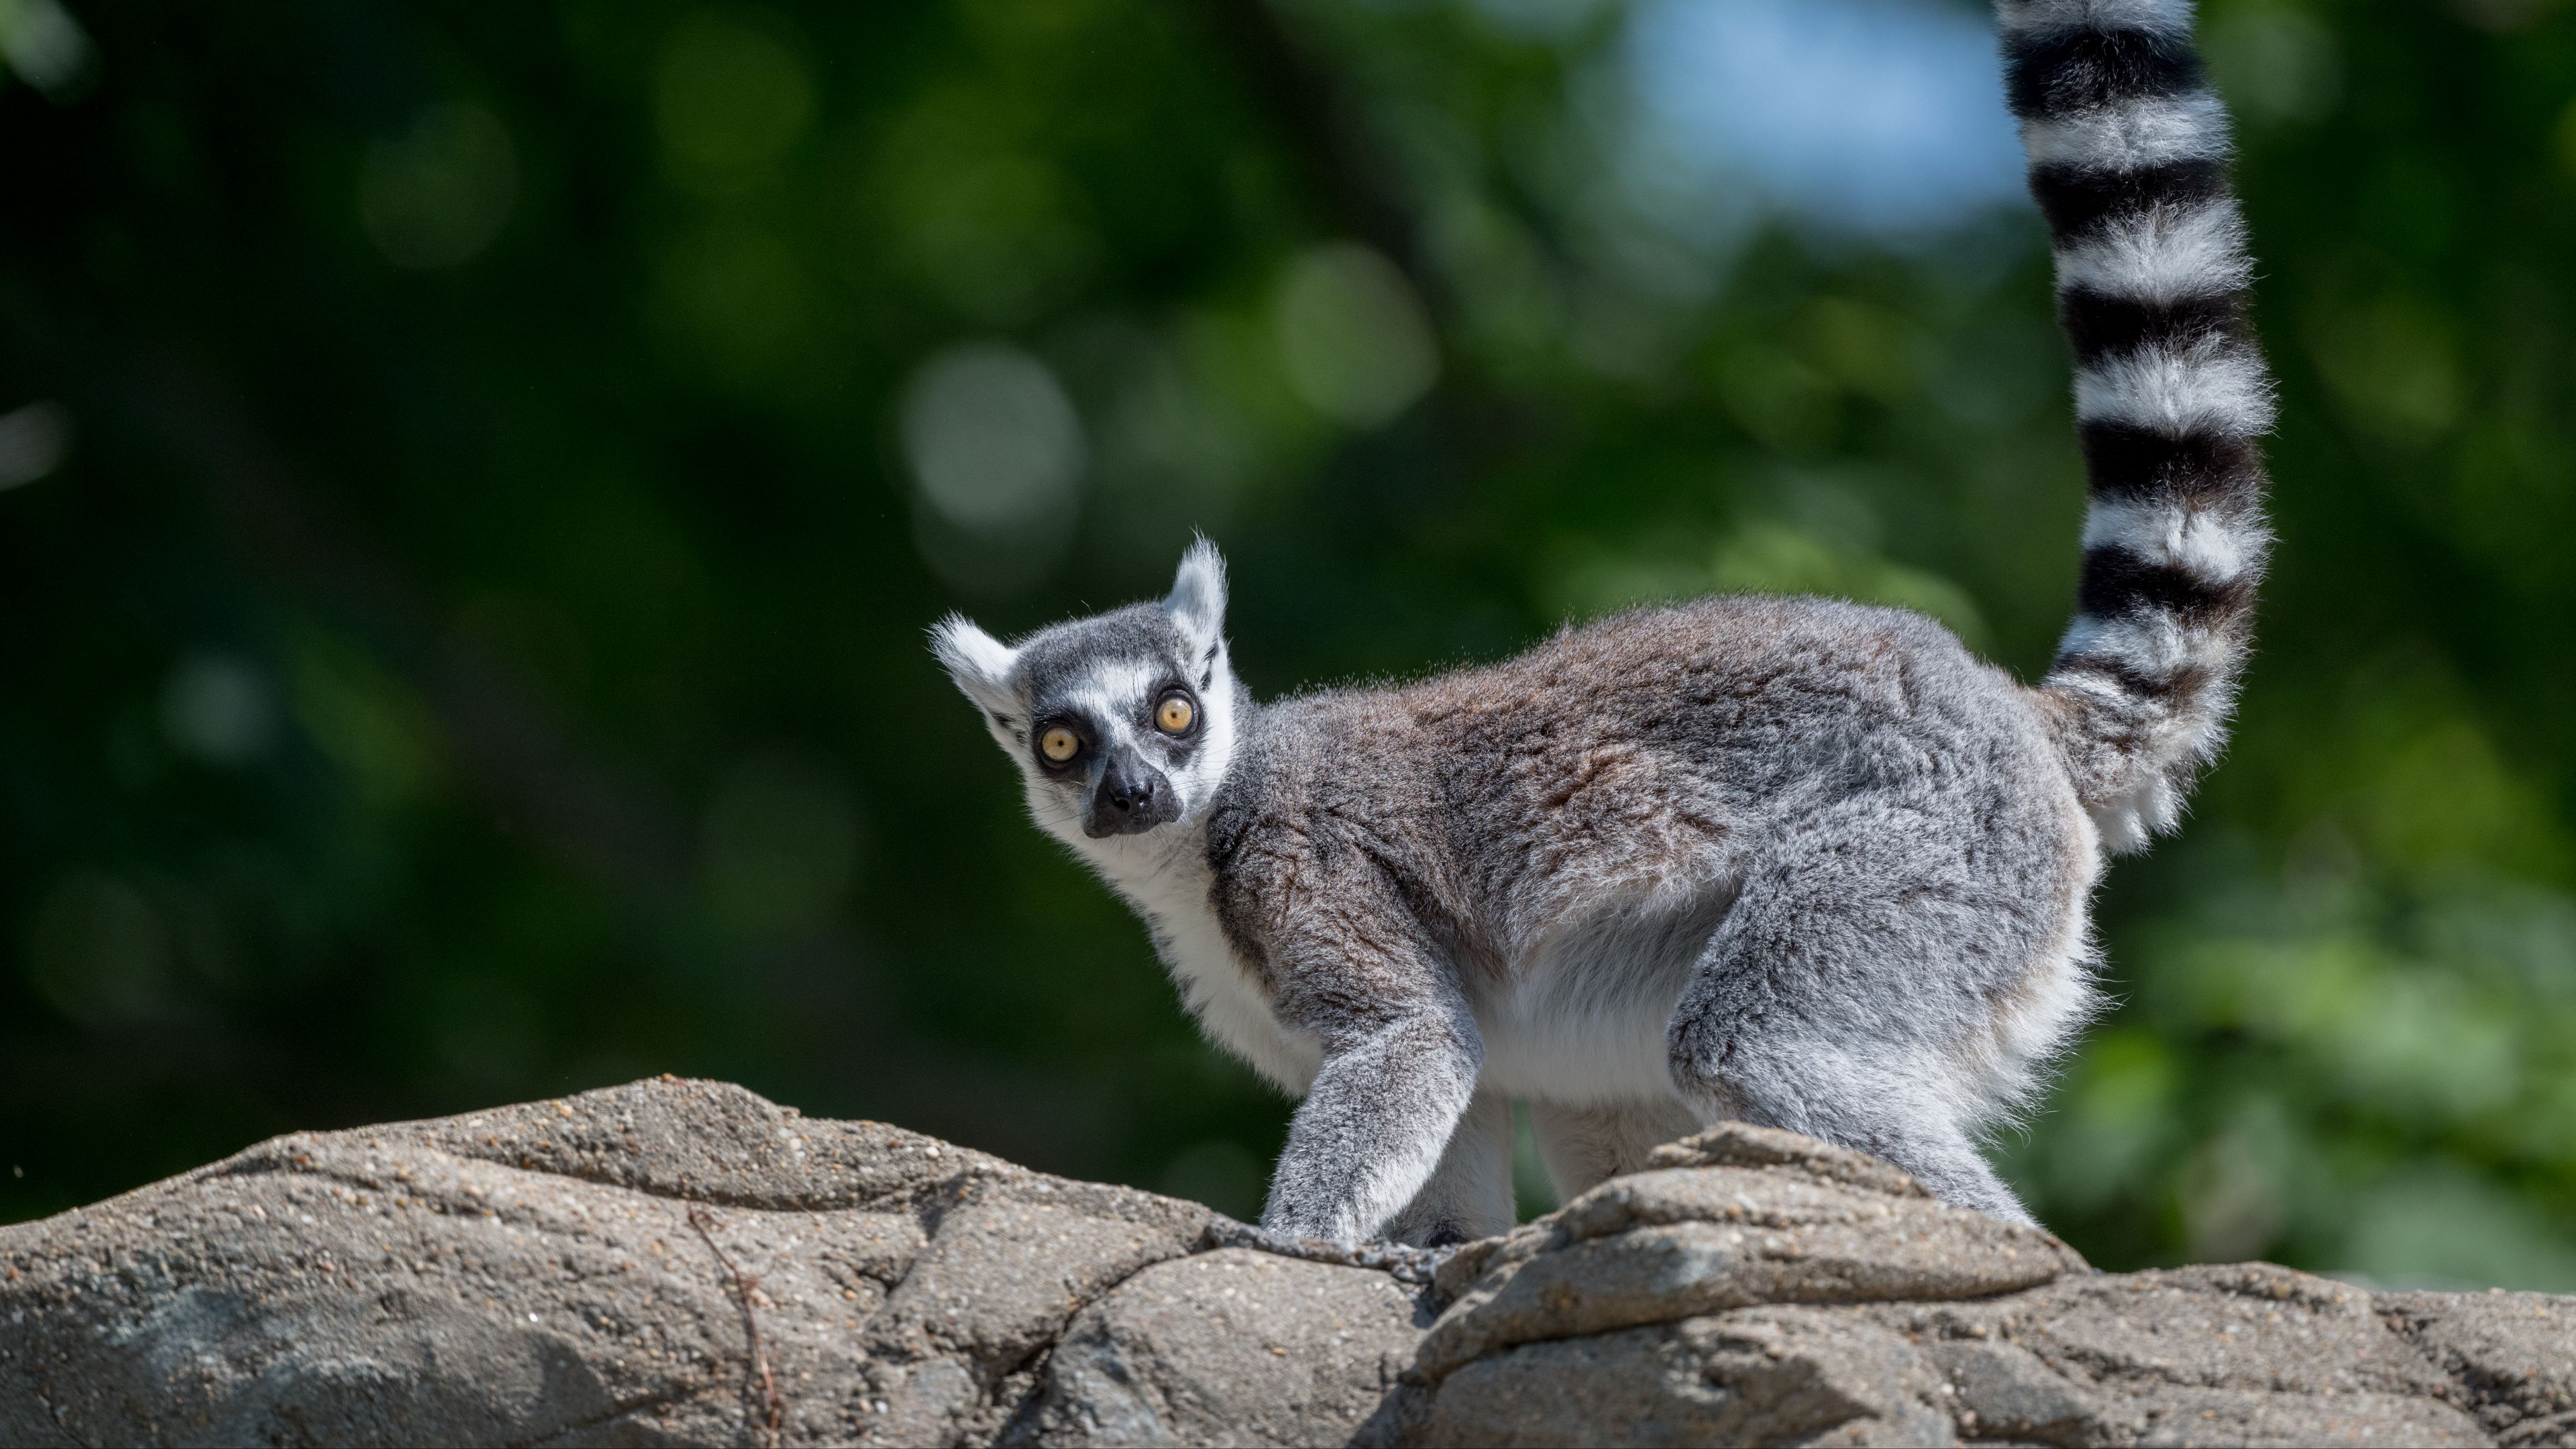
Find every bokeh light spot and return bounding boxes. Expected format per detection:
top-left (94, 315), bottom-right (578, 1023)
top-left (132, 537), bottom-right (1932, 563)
top-left (0, 0), bottom-right (93, 102)
top-left (903, 342), bottom-right (1086, 533)
top-left (655, 10), bottom-right (814, 195)
top-left (0, 399), bottom-right (71, 490)
top-left (162, 653), bottom-right (278, 767)
top-left (359, 104), bottom-right (518, 270)
top-left (1272, 244), bottom-right (1439, 428)
top-left (2206, 5), bottom-right (2344, 127)
top-left (902, 154), bottom-right (1099, 324)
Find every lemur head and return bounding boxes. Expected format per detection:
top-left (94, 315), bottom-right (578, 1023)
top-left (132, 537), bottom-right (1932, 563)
top-left (930, 540), bottom-right (1240, 849)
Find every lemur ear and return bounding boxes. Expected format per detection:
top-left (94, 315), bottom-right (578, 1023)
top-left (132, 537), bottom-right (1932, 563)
top-left (930, 614), bottom-right (1022, 718)
top-left (1164, 537), bottom-right (1228, 656)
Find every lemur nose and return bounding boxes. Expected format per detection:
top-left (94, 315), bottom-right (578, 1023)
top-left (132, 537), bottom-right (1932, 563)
top-left (1109, 775), bottom-right (1157, 812)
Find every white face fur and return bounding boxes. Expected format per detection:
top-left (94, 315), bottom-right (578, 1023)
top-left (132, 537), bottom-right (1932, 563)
top-left (931, 541), bottom-right (1242, 862)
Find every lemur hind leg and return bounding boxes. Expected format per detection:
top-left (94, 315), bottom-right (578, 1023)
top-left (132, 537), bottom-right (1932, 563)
top-left (1380, 1089), bottom-right (1515, 1246)
top-left (1527, 1097), bottom-right (1704, 1202)
top-left (1706, 1033), bottom-right (2032, 1224)
top-left (1665, 798), bottom-right (2086, 1228)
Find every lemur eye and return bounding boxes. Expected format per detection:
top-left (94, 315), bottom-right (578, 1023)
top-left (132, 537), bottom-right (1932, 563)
top-left (1039, 726), bottom-right (1080, 763)
top-left (1156, 693), bottom-right (1196, 735)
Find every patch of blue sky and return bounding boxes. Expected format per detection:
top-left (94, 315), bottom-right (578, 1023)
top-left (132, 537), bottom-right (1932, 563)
top-left (1623, 0), bottom-right (2032, 241)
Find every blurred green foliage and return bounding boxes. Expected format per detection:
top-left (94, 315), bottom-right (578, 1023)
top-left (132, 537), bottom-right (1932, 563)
top-left (2, 0), bottom-right (2573, 1291)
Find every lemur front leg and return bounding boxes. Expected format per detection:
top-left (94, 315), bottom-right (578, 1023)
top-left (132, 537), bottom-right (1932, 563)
top-left (1379, 1089), bottom-right (1515, 1247)
top-left (1260, 998), bottom-right (1483, 1245)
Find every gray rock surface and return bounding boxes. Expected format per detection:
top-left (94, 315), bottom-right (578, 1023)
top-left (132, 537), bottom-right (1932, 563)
top-left (1415, 1124), bottom-right (2085, 1382)
top-left (0, 1077), bottom-right (1242, 1447)
top-left (0, 1080), bottom-right (2569, 1448)
top-left (1026, 1248), bottom-right (1424, 1447)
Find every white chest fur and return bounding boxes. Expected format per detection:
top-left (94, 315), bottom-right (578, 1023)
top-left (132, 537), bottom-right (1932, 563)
top-left (1071, 825), bottom-right (1324, 1095)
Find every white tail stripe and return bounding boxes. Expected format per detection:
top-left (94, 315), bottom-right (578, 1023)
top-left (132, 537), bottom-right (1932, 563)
top-left (2089, 775), bottom-right (2179, 849)
top-left (2043, 665), bottom-right (2151, 712)
top-left (2075, 339), bottom-right (2274, 437)
top-left (2080, 498), bottom-right (2260, 584)
top-left (1997, 0), bottom-right (2197, 38)
top-left (2021, 91), bottom-right (2230, 173)
top-left (2054, 199), bottom-right (2251, 305)
top-left (2056, 610), bottom-right (2245, 678)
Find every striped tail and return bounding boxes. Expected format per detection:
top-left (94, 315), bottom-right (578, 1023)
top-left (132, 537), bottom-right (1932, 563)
top-left (2001, 0), bottom-right (2274, 853)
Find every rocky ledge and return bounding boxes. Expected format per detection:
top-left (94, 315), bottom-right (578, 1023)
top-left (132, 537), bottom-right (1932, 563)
top-left (1, 1078), bottom-right (2570, 1447)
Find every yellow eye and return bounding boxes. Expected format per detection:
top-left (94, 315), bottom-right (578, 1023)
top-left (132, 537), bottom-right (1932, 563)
top-left (1039, 727), bottom-right (1079, 763)
top-left (1157, 694), bottom-right (1195, 735)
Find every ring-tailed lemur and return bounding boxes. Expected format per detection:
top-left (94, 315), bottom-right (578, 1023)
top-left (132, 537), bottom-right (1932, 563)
top-left (932, 0), bottom-right (2268, 1240)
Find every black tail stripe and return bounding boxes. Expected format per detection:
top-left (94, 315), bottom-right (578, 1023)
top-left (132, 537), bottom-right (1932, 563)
top-left (2030, 160), bottom-right (2231, 241)
top-left (2078, 424), bottom-right (2267, 506)
top-left (2076, 547), bottom-right (2259, 625)
top-left (2059, 291), bottom-right (2247, 365)
top-left (2004, 30), bottom-right (2205, 118)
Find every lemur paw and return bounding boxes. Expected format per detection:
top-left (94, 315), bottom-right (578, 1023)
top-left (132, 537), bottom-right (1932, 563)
top-left (1199, 1218), bottom-right (1449, 1285)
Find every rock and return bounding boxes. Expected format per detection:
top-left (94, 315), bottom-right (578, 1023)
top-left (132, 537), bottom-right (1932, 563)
top-left (1415, 1124), bottom-right (2086, 1382)
top-left (1642, 1120), bottom-right (1935, 1198)
top-left (1865, 1263), bottom-right (2496, 1448)
top-left (1024, 1248), bottom-right (1425, 1447)
top-left (1423, 1308), bottom-right (1955, 1449)
top-left (1968, 1263), bottom-right (2457, 1401)
top-left (1418, 1261), bottom-right (2505, 1448)
top-left (2378, 1290), bottom-right (2576, 1446)
top-left (1923, 1336), bottom-right (2100, 1444)
top-left (3, 1083), bottom-right (2573, 1448)
top-left (0, 1077), bottom-right (1397, 1447)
